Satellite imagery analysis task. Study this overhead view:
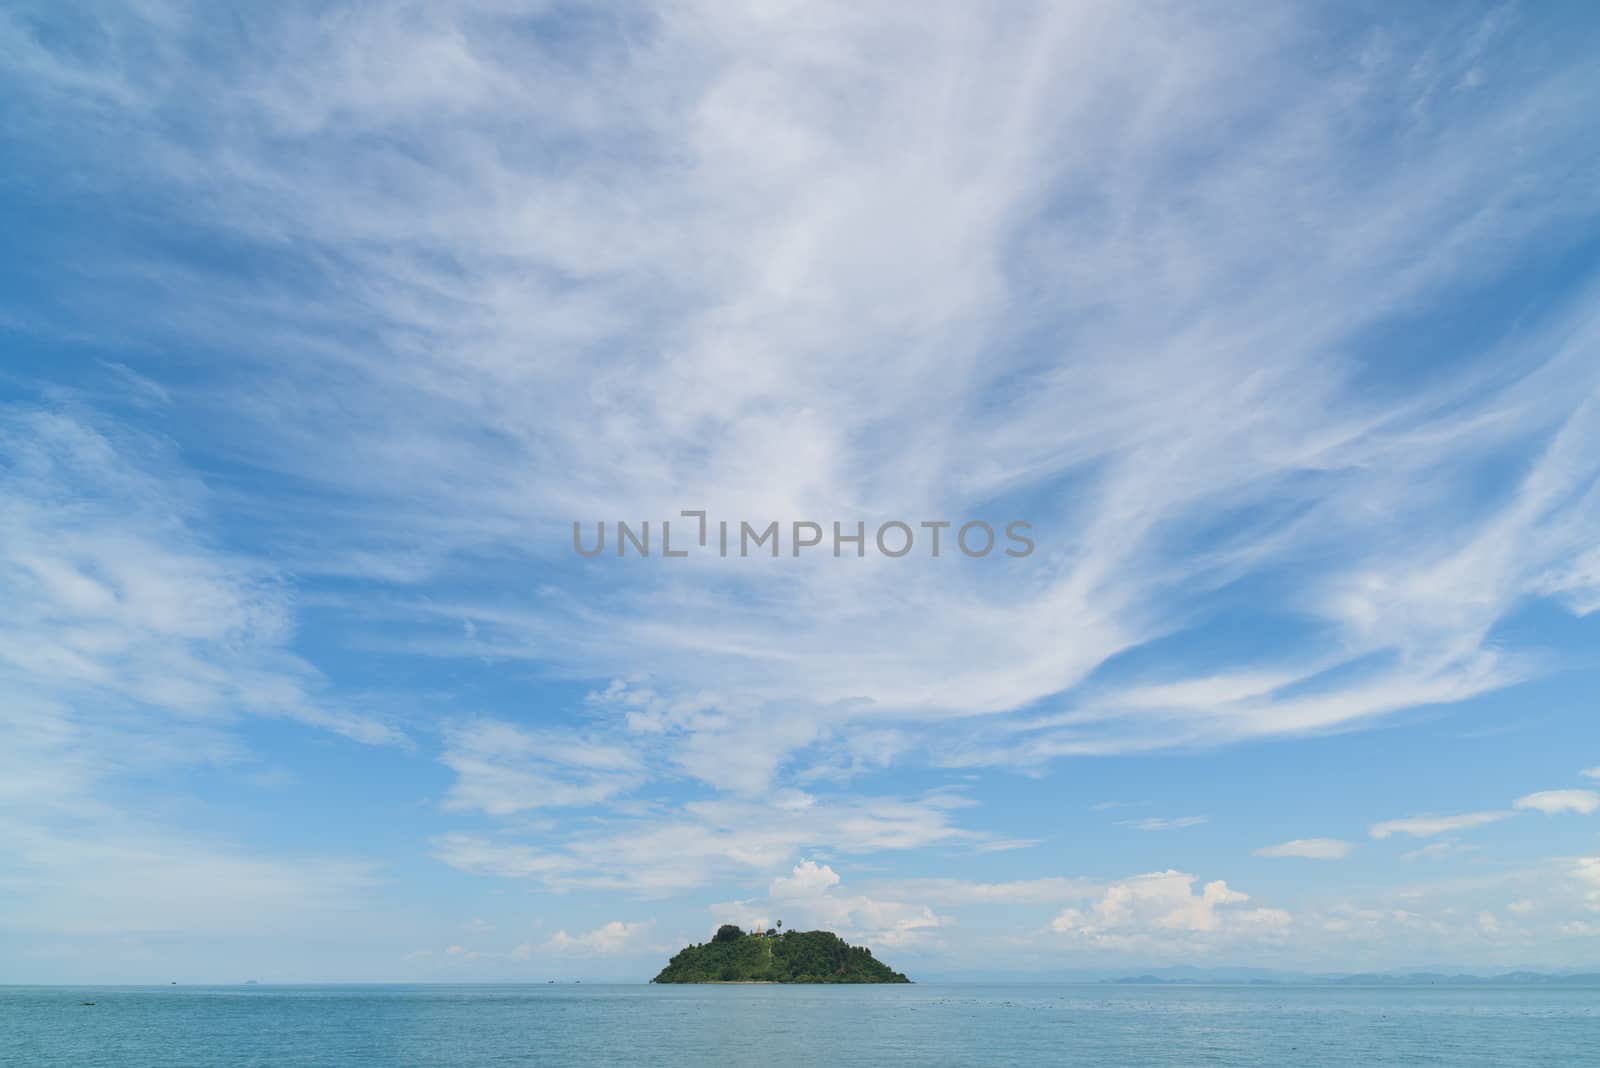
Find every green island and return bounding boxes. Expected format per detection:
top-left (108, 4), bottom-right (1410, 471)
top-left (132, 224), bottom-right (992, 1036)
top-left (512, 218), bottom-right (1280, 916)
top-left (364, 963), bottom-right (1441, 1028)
top-left (652, 924), bottom-right (911, 984)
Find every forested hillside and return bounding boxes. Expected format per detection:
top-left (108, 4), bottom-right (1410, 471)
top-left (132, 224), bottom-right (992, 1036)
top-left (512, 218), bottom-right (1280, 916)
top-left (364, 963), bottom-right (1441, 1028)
top-left (652, 926), bottom-right (910, 983)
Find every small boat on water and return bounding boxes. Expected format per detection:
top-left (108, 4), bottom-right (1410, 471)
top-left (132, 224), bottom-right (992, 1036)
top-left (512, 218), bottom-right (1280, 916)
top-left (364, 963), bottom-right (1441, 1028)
top-left (79, 1001), bottom-right (95, 1006)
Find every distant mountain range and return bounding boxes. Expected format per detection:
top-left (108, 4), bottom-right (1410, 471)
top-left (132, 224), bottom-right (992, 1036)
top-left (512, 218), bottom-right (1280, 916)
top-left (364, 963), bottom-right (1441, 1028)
top-left (1105, 971), bottom-right (1600, 986)
top-left (916, 964), bottom-right (1600, 985)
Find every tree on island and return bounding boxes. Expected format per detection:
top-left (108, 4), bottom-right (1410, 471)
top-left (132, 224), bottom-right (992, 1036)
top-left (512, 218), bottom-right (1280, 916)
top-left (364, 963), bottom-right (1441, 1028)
top-left (652, 927), bottom-right (909, 984)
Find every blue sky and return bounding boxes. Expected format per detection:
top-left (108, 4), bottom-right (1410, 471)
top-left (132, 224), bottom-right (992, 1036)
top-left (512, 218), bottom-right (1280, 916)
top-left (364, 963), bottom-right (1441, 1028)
top-left (3, 1), bottom-right (1600, 983)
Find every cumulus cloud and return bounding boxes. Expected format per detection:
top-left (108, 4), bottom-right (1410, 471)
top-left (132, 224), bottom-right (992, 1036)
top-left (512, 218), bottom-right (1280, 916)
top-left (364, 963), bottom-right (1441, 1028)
top-left (717, 862), bottom-right (944, 950)
top-left (1514, 790), bottom-right (1600, 816)
top-left (1049, 871), bottom-right (1290, 952)
top-left (1254, 838), bottom-right (1353, 860)
top-left (770, 860), bottom-right (841, 899)
top-left (548, 921), bottom-right (653, 956)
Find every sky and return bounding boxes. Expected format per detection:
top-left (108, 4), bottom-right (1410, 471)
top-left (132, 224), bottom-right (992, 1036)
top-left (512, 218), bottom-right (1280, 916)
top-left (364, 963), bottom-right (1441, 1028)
top-left (2, 1), bottom-right (1600, 984)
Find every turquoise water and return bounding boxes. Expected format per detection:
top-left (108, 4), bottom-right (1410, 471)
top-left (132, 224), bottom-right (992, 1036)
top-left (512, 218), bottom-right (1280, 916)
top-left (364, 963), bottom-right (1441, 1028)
top-left (3, 983), bottom-right (1597, 1066)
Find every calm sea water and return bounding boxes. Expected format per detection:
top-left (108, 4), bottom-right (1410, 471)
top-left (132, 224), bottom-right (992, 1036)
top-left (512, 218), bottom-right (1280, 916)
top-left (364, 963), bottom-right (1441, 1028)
top-left (3, 983), bottom-right (1597, 1067)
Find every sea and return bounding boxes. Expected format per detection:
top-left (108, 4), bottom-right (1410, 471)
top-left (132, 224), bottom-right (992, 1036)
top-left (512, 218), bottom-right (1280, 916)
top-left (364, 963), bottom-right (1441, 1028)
top-left (3, 982), bottom-right (1597, 1066)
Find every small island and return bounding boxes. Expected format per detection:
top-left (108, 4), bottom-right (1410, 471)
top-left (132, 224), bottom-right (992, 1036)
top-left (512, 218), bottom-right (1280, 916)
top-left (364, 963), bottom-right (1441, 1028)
top-left (652, 924), bottom-right (910, 984)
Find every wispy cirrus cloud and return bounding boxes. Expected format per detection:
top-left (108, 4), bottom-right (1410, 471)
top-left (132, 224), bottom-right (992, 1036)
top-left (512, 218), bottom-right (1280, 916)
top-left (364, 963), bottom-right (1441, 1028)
top-left (4, 0), bottom-right (1600, 976)
top-left (5, 1), bottom-right (1598, 790)
top-left (1255, 839), bottom-right (1354, 860)
top-left (0, 410), bottom-right (405, 748)
top-left (1118, 816), bottom-right (1208, 832)
top-left (1400, 841), bottom-right (1482, 863)
top-left (0, 409), bottom-right (411, 978)
top-left (440, 719), bottom-right (644, 815)
top-left (431, 789), bottom-right (994, 895)
top-left (1369, 812), bottom-right (1511, 840)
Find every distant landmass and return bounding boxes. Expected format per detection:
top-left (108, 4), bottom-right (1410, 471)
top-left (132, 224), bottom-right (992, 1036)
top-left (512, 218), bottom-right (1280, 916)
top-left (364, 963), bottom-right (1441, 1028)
top-left (1101, 970), bottom-right (1600, 987)
top-left (652, 925), bottom-right (910, 984)
top-left (1325, 971), bottom-right (1600, 987)
top-left (913, 963), bottom-right (1600, 985)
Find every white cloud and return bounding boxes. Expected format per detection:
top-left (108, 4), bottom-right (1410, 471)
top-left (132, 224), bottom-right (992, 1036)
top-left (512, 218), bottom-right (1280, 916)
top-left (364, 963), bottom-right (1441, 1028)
top-left (1369, 812), bottom-right (1511, 839)
top-left (0, 812), bottom-right (382, 940)
top-left (431, 792), bottom-right (990, 895)
top-left (4, 0), bottom-right (1594, 796)
top-left (1514, 790), bottom-right (1600, 816)
top-left (717, 862), bottom-right (944, 950)
top-left (1117, 816), bottom-right (1208, 832)
top-left (429, 834), bottom-right (579, 882)
top-left (1582, 768), bottom-right (1600, 781)
top-left (1575, 858), bottom-right (1600, 912)
top-left (770, 860), bottom-right (841, 899)
top-left (0, 412), bottom-right (403, 747)
top-left (440, 720), bottom-right (643, 815)
top-left (1400, 841), bottom-right (1481, 863)
top-left (870, 877), bottom-right (1096, 907)
top-left (1293, 851), bottom-right (1600, 966)
top-left (1049, 870), bottom-right (1290, 953)
top-left (0, 411), bottom-right (412, 976)
top-left (1254, 838), bottom-right (1353, 860)
top-left (548, 921), bottom-right (653, 956)
top-left (5, 1), bottom-right (1600, 976)
top-left (1534, 548), bottom-right (1600, 616)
